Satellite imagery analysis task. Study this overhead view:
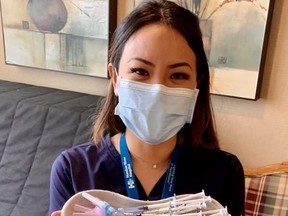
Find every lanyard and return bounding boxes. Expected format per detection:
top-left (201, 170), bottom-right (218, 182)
top-left (120, 133), bottom-right (179, 199)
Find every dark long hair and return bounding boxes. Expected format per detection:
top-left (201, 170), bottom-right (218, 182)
top-left (92, 0), bottom-right (219, 149)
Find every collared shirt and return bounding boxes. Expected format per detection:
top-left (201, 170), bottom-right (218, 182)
top-left (49, 134), bottom-right (245, 216)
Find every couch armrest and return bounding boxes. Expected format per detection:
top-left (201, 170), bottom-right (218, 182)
top-left (244, 161), bottom-right (288, 176)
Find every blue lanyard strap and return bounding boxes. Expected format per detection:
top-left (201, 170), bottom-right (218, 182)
top-left (120, 133), bottom-right (179, 199)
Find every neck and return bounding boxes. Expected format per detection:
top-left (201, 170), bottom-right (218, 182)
top-left (125, 129), bottom-right (177, 168)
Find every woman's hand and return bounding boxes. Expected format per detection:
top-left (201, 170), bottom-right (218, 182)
top-left (51, 210), bottom-right (61, 216)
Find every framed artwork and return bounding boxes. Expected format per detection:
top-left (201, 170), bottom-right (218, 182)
top-left (0, 0), bottom-right (117, 78)
top-left (133, 0), bottom-right (275, 100)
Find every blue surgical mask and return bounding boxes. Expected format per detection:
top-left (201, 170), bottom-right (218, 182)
top-left (115, 77), bottom-right (199, 144)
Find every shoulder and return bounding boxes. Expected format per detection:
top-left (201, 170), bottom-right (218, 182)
top-left (205, 148), bottom-right (242, 164)
top-left (196, 147), bottom-right (241, 163)
top-left (201, 148), bottom-right (243, 170)
top-left (52, 134), bottom-right (119, 169)
top-left (180, 147), bottom-right (244, 174)
top-left (51, 141), bottom-right (96, 173)
top-left (62, 141), bottom-right (98, 159)
top-left (203, 148), bottom-right (244, 179)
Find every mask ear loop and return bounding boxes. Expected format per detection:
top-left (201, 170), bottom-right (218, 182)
top-left (113, 67), bottom-right (122, 87)
top-left (114, 67), bottom-right (119, 77)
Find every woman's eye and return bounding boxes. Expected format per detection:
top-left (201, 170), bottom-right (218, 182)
top-left (170, 73), bottom-right (190, 80)
top-left (130, 68), bottom-right (149, 76)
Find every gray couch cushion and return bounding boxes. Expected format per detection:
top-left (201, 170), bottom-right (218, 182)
top-left (0, 80), bottom-right (103, 216)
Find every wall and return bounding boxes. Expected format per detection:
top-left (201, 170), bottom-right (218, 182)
top-left (0, 0), bottom-right (287, 167)
top-left (212, 0), bottom-right (288, 167)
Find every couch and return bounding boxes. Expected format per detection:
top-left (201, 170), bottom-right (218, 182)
top-left (0, 80), bottom-right (287, 216)
top-left (244, 161), bottom-right (288, 216)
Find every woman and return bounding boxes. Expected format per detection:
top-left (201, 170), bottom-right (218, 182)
top-left (49, 0), bottom-right (245, 215)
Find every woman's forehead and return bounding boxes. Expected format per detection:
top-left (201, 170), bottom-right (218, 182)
top-left (120, 24), bottom-right (196, 65)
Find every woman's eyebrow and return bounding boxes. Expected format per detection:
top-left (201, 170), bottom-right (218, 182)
top-left (168, 62), bottom-right (192, 69)
top-left (128, 57), bottom-right (155, 67)
top-left (128, 58), bottom-right (192, 70)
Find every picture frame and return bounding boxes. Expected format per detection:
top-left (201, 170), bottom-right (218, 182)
top-left (134, 0), bottom-right (275, 100)
top-left (0, 0), bottom-right (117, 78)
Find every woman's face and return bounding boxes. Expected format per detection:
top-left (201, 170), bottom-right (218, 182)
top-left (110, 23), bottom-right (197, 91)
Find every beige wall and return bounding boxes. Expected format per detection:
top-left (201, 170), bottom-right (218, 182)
top-left (0, 0), bottom-right (287, 167)
top-left (212, 0), bottom-right (288, 167)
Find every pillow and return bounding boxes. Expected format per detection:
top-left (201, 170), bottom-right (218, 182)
top-left (245, 172), bottom-right (288, 216)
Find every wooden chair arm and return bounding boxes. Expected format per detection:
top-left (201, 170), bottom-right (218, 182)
top-left (244, 161), bottom-right (288, 176)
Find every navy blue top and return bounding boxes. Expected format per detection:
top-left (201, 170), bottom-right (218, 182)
top-left (49, 134), bottom-right (245, 215)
